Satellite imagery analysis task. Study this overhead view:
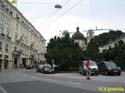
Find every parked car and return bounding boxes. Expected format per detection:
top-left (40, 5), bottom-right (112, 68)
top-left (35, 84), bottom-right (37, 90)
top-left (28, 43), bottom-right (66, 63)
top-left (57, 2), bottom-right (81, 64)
top-left (36, 63), bottom-right (44, 72)
top-left (79, 60), bottom-right (99, 76)
top-left (98, 61), bottom-right (121, 76)
top-left (41, 64), bottom-right (55, 74)
top-left (25, 64), bottom-right (34, 69)
top-left (36, 63), bottom-right (56, 74)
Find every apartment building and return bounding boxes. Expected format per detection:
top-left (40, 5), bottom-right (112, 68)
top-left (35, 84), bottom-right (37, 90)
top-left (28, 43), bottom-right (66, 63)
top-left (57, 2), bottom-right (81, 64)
top-left (0, 0), bottom-right (46, 69)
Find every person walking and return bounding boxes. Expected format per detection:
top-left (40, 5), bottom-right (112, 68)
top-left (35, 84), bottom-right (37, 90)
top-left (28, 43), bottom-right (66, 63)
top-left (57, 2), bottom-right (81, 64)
top-left (85, 60), bottom-right (91, 80)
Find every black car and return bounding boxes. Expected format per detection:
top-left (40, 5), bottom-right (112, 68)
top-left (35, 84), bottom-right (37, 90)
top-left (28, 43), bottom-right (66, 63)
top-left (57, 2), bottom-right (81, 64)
top-left (98, 61), bottom-right (121, 76)
top-left (25, 64), bottom-right (34, 69)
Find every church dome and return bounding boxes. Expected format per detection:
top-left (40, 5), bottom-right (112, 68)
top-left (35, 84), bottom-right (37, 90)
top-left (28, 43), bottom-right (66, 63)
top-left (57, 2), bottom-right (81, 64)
top-left (72, 27), bottom-right (85, 40)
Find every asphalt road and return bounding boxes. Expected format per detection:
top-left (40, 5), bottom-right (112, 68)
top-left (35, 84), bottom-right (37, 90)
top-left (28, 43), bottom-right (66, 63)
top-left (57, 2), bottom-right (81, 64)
top-left (0, 69), bottom-right (125, 93)
top-left (1, 81), bottom-right (99, 93)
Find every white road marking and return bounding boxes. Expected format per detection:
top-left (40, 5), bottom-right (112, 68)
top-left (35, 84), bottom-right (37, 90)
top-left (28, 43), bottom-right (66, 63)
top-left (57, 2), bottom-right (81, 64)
top-left (0, 86), bottom-right (8, 93)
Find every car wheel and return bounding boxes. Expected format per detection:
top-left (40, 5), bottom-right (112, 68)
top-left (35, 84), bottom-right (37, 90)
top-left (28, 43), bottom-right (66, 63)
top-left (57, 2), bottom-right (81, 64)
top-left (79, 72), bottom-right (81, 74)
top-left (105, 71), bottom-right (108, 76)
top-left (99, 71), bottom-right (101, 74)
top-left (96, 73), bottom-right (98, 76)
top-left (117, 72), bottom-right (121, 76)
top-left (83, 72), bottom-right (86, 76)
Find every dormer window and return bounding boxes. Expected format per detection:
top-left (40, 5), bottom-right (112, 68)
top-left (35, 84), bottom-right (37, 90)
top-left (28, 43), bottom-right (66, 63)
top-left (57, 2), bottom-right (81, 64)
top-left (21, 20), bottom-right (24, 23)
top-left (16, 14), bottom-right (20, 20)
top-left (5, 6), bottom-right (9, 11)
top-left (10, 9), bottom-right (13, 15)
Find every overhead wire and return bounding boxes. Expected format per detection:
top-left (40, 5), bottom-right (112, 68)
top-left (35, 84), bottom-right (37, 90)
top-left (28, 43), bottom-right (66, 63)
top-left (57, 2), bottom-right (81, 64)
top-left (40, 0), bottom-right (83, 30)
top-left (37, 0), bottom-right (71, 28)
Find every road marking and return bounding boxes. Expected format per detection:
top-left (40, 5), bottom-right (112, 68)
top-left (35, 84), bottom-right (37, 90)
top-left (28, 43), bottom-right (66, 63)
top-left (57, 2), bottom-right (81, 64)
top-left (29, 75), bottom-right (83, 86)
top-left (0, 86), bottom-right (8, 93)
top-left (66, 82), bottom-right (83, 85)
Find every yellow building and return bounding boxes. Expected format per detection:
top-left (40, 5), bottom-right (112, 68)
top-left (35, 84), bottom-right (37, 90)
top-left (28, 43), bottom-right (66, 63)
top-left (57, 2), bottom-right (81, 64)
top-left (0, 0), bottom-right (46, 69)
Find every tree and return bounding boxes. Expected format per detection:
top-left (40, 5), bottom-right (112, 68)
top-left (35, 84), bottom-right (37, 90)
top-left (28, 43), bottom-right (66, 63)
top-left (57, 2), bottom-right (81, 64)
top-left (86, 39), bottom-right (99, 60)
top-left (94, 30), bottom-right (124, 46)
top-left (100, 40), bottom-right (125, 69)
top-left (45, 32), bottom-right (85, 71)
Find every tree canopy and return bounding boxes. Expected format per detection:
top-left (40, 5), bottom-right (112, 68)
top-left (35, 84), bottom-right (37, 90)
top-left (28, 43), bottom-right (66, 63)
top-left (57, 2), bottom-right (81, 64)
top-left (85, 39), bottom-right (99, 60)
top-left (94, 30), bottom-right (124, 46)
top-left (99, 40), bottom-right (125, 69)
top-left (45, 32), bottom-right (84, 71)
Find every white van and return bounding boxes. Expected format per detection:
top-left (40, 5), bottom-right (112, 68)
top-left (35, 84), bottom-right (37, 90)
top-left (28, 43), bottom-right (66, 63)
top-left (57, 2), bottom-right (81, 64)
top-left (79, 60), bottom-right (99, 76)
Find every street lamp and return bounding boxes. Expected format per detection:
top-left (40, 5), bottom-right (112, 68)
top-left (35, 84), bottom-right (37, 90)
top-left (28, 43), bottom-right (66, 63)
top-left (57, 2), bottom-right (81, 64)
top-left (54, 4), bottom-right (62, 9)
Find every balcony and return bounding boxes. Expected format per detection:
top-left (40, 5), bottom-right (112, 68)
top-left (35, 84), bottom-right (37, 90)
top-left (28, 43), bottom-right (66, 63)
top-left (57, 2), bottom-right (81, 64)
top-left (0, 33), bottom-right (5, 39)
top-left (1, 33), bottom-right (5, 36)
top-left (6, 36), bottom-right (11, 42)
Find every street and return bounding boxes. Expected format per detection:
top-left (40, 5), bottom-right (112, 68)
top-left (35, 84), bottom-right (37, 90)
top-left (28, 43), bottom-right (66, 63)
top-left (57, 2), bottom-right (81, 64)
top-left (0, 69), bottom-right (125, 93)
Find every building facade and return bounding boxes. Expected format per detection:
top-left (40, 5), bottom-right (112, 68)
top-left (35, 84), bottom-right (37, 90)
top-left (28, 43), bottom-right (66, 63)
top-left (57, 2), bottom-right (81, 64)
top-left (0, 0), bottom-right (46, 69)
top-left (99, 35), bottom-right (125, 53)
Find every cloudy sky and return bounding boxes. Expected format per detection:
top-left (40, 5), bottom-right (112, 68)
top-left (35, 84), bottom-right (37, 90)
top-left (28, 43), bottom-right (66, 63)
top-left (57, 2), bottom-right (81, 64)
top-left (10, 0), bottom-right (125, 41)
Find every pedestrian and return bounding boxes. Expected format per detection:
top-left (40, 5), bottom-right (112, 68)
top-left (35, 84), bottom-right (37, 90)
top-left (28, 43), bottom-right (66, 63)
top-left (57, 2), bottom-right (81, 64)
top-left (85, 60), bottom-right (91, 80)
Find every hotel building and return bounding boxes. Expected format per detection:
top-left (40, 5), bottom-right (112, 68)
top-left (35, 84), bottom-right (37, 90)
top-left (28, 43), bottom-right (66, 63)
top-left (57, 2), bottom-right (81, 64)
top-left (0, 0), bottom-right (46, 69)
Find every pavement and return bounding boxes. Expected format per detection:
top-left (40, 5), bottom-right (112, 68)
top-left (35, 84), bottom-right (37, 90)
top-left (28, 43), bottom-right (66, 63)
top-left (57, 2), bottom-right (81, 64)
top-left (0, 69), bottom-right (125, 93)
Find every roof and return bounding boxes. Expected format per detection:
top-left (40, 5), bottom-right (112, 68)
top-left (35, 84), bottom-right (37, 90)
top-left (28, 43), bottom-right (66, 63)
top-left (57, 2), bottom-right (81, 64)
top-left (72, 27), bottom-right (85, 40)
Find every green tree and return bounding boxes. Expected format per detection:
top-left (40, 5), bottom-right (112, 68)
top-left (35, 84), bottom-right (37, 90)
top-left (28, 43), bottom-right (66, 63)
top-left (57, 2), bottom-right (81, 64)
top-left (100, 40), bottom-right (125, 69)
top-left (94, 30), bottom-right (124, 46)
top-left (86, 39), bottom-right (99, 60)
top-left (45, 32), bottom-right (84, 71)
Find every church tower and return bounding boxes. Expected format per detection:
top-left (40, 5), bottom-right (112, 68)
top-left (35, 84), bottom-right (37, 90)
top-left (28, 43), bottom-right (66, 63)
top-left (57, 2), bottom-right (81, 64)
top-left (87, 29), bottom-right (94, 44)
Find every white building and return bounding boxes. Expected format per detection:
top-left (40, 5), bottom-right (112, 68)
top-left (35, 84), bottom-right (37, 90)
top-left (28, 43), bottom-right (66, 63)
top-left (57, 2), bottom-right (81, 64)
top-left (72, 27), bottom-right (94, 50)
top-left (99, 35), bottom-right (125, 53)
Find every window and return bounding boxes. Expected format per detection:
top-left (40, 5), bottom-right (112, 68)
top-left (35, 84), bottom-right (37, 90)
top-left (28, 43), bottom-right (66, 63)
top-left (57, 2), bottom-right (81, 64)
top-left (14, 47), bottom-right (17, 51)
top-left (6, 17), bottom-right (10, 26)
top-left (0, 13), bottom-right (4, 22)
top-left (5, 44), bottom-right (9, 52)
top-left (6, 27), bottom-right (10, 37)
top-left (0, 12), bottom-right (1, 21)
top-left (0, 41), bottom-right (2, 50)
top-left (16, 23), bottom-right (18, 31)
top-left (0, 24), bottom-right (3, 33)
top-left (15, 32), bottom-right (18, 41)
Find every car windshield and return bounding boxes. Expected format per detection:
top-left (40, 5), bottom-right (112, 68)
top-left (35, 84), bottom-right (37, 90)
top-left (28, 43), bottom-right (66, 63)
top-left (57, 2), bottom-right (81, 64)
top-left (90, 61), bottom-right (97, 66)
top-left (105, 62), bottom-right (117, 67)
top-left (44, 66), bottom-right (51, 68)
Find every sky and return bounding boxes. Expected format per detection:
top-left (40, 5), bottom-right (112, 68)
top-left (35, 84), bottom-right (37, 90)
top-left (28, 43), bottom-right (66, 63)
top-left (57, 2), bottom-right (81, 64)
top-left (9, 0), bottom-right (125, 42)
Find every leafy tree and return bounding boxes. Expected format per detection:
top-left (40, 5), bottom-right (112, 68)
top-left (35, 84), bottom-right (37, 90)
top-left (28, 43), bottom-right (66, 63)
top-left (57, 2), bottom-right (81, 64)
top-left (45, 32), bottom-right (84, 71)
top-left (94, 30), bottom-right (124, 46)
top-left (100, 40), bottom-right (125, 69)
top-left (86, 39), bottom-right (99, 60)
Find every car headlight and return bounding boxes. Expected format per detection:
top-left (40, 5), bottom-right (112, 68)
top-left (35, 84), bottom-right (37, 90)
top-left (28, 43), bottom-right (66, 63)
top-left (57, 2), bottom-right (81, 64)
top-left (107, 66), bottom-right (111, 70)
top-left (118, 67), bottom-right (121, 70)
top-left (96, 67), bottom-right (98, 70)
top-left (44, 68), bottom-right (48, 71)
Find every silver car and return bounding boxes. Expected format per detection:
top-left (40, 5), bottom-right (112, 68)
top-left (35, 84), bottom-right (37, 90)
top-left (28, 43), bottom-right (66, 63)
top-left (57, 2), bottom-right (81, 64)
top-left (79, 60), bottom-right (99, 76)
